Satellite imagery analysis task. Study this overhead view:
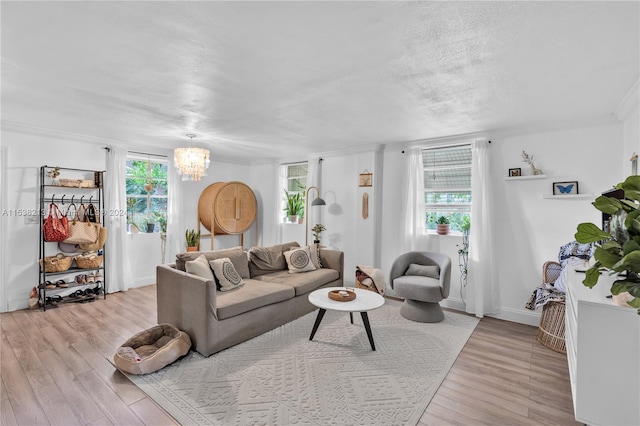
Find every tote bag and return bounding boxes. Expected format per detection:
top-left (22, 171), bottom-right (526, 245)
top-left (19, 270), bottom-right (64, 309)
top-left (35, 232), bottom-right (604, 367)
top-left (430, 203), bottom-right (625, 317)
top-left (65, 212), bottom-right (100, 244)
top-left (43, 203), bottom-right (69, 242)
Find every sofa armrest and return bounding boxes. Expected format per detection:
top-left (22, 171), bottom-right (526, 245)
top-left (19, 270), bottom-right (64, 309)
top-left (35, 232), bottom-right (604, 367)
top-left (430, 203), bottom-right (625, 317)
top-left (156, 264), bottom-right (217, 353)
top-left (319, 249), bottom-right (344, 286)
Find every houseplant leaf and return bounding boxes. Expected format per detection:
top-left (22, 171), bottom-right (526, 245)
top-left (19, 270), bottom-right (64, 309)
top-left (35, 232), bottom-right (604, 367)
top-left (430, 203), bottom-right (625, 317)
top-left (582, 266), bottom-right (601, 288)
top-left (594, 246), bottom-right (622, 269)
top-left (575, 223), bottom-right (610, 243)
top-left (592, 196), bottom-right (622, 214)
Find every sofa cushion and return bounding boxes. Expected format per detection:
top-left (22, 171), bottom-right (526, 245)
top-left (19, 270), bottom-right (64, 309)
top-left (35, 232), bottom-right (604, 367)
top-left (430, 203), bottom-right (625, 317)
top-left (393, 275), bottom-right (443, 302)
top-left (405, 263), bottom-right (440, 279)
top-left (253, 268), bottom-right (340, 296)
top-left (184, 254), bottom-right (215, 281)
top-left (176, 246), bottom-right (250, 279)
top-left (248, 241), bottom-right (300, 277)
top-left (284, 246), bottom-right (317, 273)
top-left (216, 280), bottom-right (295, 320)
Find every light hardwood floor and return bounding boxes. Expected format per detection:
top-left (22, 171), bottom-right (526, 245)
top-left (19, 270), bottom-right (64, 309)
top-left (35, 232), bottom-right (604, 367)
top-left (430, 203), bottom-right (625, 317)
top-left (1, 285), bottom-right (578, 425)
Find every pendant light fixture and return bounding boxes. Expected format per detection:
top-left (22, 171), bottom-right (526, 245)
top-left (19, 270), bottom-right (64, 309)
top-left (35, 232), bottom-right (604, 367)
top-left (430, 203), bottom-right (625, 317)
top-left (174, 134), bottom-right (210, 182)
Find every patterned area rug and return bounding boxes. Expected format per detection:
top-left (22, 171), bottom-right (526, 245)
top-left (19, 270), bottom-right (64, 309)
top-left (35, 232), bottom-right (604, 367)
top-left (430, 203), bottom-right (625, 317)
top-left (122, 301), bottom-right (479, 425)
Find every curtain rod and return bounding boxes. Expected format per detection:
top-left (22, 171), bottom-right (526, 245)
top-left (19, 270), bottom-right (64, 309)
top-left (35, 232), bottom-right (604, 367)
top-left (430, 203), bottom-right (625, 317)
top-left (402, 141), bottom-right (491, 153)
top-left (102, 147), bottom-right (168, 158)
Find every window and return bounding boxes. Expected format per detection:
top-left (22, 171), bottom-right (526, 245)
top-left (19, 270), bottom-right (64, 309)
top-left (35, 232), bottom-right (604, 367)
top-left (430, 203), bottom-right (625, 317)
top-left (125, 155), bottom-right (168, 232)
top-left (282, 162), bottom-right (308, 222)
top-left (423, 145), bottom-right (472, 232)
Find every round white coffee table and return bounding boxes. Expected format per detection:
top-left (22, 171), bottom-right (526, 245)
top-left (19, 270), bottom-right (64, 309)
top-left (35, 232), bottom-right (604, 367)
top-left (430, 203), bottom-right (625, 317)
top-left (308, 287), bottom-right (385, 351)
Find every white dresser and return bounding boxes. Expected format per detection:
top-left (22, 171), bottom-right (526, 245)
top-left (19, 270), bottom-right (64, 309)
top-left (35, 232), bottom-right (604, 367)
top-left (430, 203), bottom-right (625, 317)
top-left (565, 270), bottom-right (640, 426)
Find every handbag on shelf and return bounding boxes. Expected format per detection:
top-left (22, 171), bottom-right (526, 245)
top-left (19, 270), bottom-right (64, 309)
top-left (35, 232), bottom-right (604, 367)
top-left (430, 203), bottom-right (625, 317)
top-left (79, 225), bottom-right (107, 251)
top-left (86, 203), bottom-right (98, 223)
top-left (64, 211), bottom-right (100, 244)
top-left (43, 203), bottom-right (69, 242)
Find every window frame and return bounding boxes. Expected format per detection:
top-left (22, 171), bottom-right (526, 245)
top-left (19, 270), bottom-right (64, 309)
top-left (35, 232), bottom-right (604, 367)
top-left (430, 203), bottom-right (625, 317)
top-left (422, 144), bottom-right (472, 233)
top-left (125, 153), bottom-right (168, 232)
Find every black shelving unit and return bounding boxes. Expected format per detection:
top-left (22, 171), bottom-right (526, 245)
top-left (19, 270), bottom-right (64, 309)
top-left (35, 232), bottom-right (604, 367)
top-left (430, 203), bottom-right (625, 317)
top-left (39, 166), bottom-right (107, 310)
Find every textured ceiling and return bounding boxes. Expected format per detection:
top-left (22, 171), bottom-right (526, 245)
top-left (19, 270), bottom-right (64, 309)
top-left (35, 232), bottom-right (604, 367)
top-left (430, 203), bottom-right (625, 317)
top-left (2, 1), bottom-right (638, 162)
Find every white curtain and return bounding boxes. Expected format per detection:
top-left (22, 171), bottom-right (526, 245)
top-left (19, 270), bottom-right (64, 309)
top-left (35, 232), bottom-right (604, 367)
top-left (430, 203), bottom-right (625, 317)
top-left (166, 158), bottom-right (185, 263)
top-left (105, 146), bottom-right (132, 292)
top-left (273, 162), bottom-right (286, 244)
top-left (466, 138), bottom-right (500, 316)
top-left (305, 157), bottom-right (321, 245)
top-left (400, 148), bottom-right (429, 252)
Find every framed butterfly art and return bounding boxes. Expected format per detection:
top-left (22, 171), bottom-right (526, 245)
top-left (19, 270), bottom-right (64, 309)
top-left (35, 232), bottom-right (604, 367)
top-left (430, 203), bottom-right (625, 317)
top-left (553, 181), bottom-right (579, 195)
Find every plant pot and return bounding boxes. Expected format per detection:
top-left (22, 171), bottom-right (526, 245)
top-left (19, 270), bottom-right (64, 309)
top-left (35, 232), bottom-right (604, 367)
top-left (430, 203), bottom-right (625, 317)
top-left (186, 246), bottom-right (199, 252)
top-left (436, 224), bottom-right (450, 235)
top-left (298, 217), bottom-right (304, 224)
top-left (146, 223), bottom-right (155, 233)
top-left (288, 215), bottom-right (298, 223)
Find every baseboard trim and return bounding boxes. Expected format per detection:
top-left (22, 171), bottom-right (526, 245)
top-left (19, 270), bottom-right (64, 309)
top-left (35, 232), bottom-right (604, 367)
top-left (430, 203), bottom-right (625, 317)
top-left (489, 306), bottom-right (541, 327)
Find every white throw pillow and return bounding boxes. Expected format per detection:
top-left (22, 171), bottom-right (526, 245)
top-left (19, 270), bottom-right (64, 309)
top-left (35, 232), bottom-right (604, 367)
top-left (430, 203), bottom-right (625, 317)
top-left (209, 257), bottom-right (245, 291)
top-left (308, 244), bottom-right (322, 268)
top-left (185, 254), bottom-right (214, 281)
top-left (284, 246), bottom-right (317, 274)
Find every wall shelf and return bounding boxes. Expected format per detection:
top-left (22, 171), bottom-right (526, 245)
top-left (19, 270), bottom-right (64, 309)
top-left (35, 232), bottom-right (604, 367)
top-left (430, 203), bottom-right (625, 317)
top-left (542, 193), bottom-right (593, 200)
top-left (504, 174), bottom-right (547, 181)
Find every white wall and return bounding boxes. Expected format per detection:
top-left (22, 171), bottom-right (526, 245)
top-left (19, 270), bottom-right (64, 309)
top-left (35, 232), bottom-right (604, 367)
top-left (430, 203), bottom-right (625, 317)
top-left (2, 126), bottom-right (109, 311)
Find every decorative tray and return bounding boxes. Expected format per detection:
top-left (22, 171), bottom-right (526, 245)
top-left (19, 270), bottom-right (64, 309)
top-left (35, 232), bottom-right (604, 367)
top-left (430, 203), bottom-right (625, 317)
top-left (328, 289), bottom-right (356, 302)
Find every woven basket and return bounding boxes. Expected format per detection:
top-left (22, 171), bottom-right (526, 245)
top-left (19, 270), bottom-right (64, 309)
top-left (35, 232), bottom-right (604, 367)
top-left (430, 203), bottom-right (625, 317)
top-left (75, 255), bottom-right (103, 269)
top-left (40, 255), bottom-right (73, 273)
top-left (536, 300), bottom-right (566, 354)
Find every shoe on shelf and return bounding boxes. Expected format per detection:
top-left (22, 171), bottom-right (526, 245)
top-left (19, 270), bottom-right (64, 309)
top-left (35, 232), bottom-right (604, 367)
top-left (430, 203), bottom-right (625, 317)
top-left (94, 272), bottom-right (103, 284)
top-left (56, 280), bottom-right (69, 288)
top-left (74, 274), bottom-right (87, 285)
top-left (45, 281), bottom-right (56, 289)
top-left (87, 272), bottom-right (95, 283)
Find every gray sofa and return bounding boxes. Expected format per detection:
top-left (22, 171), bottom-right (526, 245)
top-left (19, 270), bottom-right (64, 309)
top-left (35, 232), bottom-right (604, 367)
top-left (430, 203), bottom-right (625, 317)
top-left (157, 242), bottom-right (344, 356)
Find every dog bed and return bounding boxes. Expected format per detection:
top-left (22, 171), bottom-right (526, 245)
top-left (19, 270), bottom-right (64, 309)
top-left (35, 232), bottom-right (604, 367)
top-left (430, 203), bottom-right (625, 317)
top-left (114, 323), bottom-right (191, 375)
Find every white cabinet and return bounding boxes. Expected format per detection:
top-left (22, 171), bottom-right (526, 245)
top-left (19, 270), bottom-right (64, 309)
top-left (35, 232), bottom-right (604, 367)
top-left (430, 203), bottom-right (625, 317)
top-left (566, 271), bottom-right (639, 426)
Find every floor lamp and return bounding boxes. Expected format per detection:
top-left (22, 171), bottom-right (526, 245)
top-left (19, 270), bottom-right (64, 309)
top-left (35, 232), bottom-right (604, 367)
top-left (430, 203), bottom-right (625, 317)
top-left (305, 186), bottom-right (326, 245)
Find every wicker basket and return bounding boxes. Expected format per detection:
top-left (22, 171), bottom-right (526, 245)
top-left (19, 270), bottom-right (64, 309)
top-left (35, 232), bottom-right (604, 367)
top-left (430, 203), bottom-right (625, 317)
top-left (75, 254), bottom-right (103, 269)
top-left (40, 255), bottom-right (73, 272)
top-left (536, 300), bottom-right (566, 354)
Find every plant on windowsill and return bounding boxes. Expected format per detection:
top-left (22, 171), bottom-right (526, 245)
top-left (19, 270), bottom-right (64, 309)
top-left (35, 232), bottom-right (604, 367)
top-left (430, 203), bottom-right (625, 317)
top-left (283, 189), bottom-right (304, 223)
top-left (185, 229), bottom-right (200, 252)
top-left (141, 218), bottom-right (155, 233)
top-left (436, 215), bottom-right (450, 235)
top-left (574, 175), bottom-right (640, 314)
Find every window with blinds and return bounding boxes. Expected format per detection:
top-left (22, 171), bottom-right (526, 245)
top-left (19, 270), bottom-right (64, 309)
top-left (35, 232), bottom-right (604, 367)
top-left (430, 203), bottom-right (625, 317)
top-left (285, 162), bottom-right (308, 193)
top-left (423, 145), bottom-right (472, 232)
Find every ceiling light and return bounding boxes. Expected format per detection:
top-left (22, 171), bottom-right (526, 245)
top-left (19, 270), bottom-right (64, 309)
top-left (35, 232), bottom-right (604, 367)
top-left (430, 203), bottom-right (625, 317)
top-left (174, 134), bottom-right (210, 182)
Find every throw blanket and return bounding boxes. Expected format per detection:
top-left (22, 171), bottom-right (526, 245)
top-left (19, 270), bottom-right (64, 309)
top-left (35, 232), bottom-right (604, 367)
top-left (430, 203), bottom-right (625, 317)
top-left (525, 284), bottom-right (565, 310)
top-left (356, 265), bottom-right (386, 295)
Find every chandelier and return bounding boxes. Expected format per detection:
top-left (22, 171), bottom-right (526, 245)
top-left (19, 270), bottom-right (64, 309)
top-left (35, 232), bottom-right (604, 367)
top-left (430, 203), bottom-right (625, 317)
top-left (174, 134), bottom-right (210, 182)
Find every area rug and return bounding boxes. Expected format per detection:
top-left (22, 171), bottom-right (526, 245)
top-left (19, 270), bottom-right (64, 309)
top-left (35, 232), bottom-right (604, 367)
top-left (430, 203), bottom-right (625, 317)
top-left (122, 302), bottom-right (479, 425)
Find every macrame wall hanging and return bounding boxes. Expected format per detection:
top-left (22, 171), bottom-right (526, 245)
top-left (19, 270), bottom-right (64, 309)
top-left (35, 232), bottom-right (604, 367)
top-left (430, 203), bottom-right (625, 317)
top-left (362, 192), bottom-right (369, 219)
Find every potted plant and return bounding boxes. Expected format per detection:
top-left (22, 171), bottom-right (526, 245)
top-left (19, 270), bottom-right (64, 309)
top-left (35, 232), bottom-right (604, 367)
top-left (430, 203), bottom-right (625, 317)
top-left (141, 218), bottom-right (155, 233)
top-left (436, 215), bottom-right (450, 235)
top-left (154, 212), bottom-right (167, 233)
top-left (575, 175), bottom-right (640, 313)
top-left (311, 224), bottom-right (326, 244)
top-left (185, 229), bottom-right (200, 252)
top-left (283, 189), bottom-right (304, 223)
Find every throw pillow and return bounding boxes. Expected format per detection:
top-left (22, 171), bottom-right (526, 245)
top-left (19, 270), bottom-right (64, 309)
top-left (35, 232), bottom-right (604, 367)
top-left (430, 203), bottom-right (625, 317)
top-left (405, 263), bottom-right (440, 279)
top-left (176, 246), bottom-right (250, 278)
top-left (209, 258), bottom-right (245, 291)
top-left (248, 241), bottom-right (300, 276)
top-left (284, 246), bottom-right (317, 274)
top-left (308, 244), bottom-right (322, 268)
top-left (184, 254), bottom-right (215, 281)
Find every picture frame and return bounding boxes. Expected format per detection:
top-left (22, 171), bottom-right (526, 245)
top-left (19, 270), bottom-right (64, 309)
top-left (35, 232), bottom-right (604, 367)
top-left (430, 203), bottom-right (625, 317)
top-left (359, 170), bottom-right (372, 187)
top-left (508, 168), bottom-right (521, 177)
top-left (553, 181), bottom-right (579, 195)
